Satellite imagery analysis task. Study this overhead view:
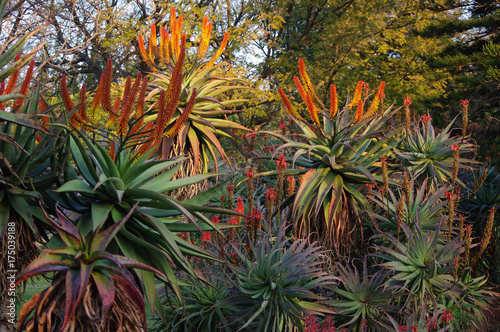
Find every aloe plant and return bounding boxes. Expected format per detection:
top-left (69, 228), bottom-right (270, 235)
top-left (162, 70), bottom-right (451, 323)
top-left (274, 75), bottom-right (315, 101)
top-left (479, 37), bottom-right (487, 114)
top-left (395, 117), bottom-right (475, 189)
top-left (16, 205), bottom-right (164, 332)
top-left (151, 277), bottom-right (238, 332)
top-left (137, 9), bottom-right (249, 197)
top-left (328, 257), bottom-right (399, 331)
top-left (270, 63), bottom-right (401, 256)
top-left (46, 127), bottom-right (242, 314)
top-left (373, 219), bottom-right (464, 309)
top-left (227, 226), bottom-right (334, 331)
top-left (0, 12), bottom-right (66, 324)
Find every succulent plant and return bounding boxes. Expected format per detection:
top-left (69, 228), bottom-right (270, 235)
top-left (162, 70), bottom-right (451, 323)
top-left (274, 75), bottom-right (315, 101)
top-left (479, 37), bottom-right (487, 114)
top-left (16, 205), bottom-right (164, 332)
top-left (328, 256), bottom-right (399, 331)
top-left (151, 277), bottom-right (238, 332)
top-left (137, 8), bottom-right (249, 199)
top-left (46, 128), bottom-right (241, 314)
top-left (369, 179), bottom-right (450, 237)
top-left (271, 63), bottom-right (401, 256)
top-left (227, 226), bottom-right (334, 331)
top-left (373, 219), bottom-right (464, 309)
top-left (395, 117), bottom-right (475, 189)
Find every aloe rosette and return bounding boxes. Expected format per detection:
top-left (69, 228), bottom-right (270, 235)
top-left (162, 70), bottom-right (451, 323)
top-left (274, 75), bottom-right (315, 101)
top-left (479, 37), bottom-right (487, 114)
top-left (395, 118), bottom-right (475, 188)
top-left (227, 226), bottom-right (334, 331)
top-left (16, 206), bottom-right (164, 332)
top-left (45, 128), bottom-right (242, 314)
top-left (270, 64), bottom-right (401, 256)
top-left (328, 257), bottom-right (399, 331)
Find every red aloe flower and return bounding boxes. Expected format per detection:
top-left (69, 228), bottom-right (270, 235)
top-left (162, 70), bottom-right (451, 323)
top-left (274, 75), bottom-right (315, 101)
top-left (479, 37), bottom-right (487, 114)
top-left (451, 144), bottom-right (460, 152)
top-left (441, 309), bottom-right (454, 323)
top-left (276, 153), bottom-right (287, 169)
top-left (245, 167), bottom-right (255, 178)
top-left (421, 114), bottom-right (432, 123)
top-left (201, 231), bottom-right (211, 242)
top-left (404, 95), bottom-right (411, 106)
top-left (265, 187), bottom-right (277, 201)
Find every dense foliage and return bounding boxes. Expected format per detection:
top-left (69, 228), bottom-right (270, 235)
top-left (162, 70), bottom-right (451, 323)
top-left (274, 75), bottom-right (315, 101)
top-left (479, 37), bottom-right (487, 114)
top-left (1, 1), bottom-right (500, 331)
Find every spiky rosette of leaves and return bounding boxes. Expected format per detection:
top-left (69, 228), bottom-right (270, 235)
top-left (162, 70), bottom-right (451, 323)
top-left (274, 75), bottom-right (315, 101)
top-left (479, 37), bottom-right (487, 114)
top-left (373, 219), bottom-right (464, 308)
top-left (151, 277), bottom-right (238, 332)
top-left (137, 8), bottom-right (249, 187)
top-left (328, 257), bottom-right (400, 331)
top-left (460, 166), bottom-right (500, 228)
top-left (46, 128), bottom-right (242, 314)
top-left (16, 205), bottom-right (163, 332)
top-left (395, 118), bottom-right (476, 188)
top-left (227, 226), bottom-right (334, 332)
top-left (262, 102), bottom-right (401, 256)
top-left (369, 179), bottom-right (451, 237)
top-left (443, 270), bottom-right (499, 331)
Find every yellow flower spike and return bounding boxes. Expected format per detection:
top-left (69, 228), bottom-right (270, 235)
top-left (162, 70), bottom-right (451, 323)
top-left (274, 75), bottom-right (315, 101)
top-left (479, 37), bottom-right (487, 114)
top-left (196, 16), bottom-right (212, 60)
top-left (329, 84), bottom-right (338, 119)
top-left (165, 89), bottom-right (197, 138)
top-left (293, 76), bottom-right (308, 104)
top-left (105, 97), bottom-right (121, 129)
top-left (365, 81), bottom-right (385, 119)
top-left (298, 58), bottom-right (322, 107)
top-left (89, 74), bottom-right (103, 125)
top-left (348, 80), bottom-right (364, 108)
top-left (169, 7), bottom-right (176, 36)
top-left (150, 23), bottom-right (159, 59)
top-left (306, 94), bottom-right (320, 127)
top-left (173, 16), bottom-right (184, 59)
top-left (206, 31), bottom-right (229, 68)
top-left (137, 34), bottom-right (156, 70)
top-left (278, 88), bottom-right (302, 120)
top-left (354, 100), bottom-right (363, 122)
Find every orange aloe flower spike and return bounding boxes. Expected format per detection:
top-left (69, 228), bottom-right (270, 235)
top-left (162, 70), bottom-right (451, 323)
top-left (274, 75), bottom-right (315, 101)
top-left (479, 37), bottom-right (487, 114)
top-left (129, 77), bottom-right (149, 136)
top-left (298, 58), bottom-right (322, 107)
top-left (348, 80), bottom-right (364, 108)
top-left (78, 83), bottom-right (88, 123)
top-left (306, 94), bottom-right (320, 127)
top-left (293, 76), bottom-right (308, 104)
top-left (329, 84), bottom-right (338, 119)
top-left (206, 31), bottom-right (229, 68)
top-left (164, 33), bottom-right (186, 105)
top-left (137, 34), bottom-right (156, 70)
top-left (365, 81), bottom-right (385, 118)
top-left (70, 83), bottom-right (87, 130)
top-left (14, 59), bottom-right (35, 110)
top-left (174, 16), bottom-right (184, 58)
top-left (117, 73), bottom-right (142, 136)
top-left (150, 23), bottom-right (159, 59)
top-left (354, 100), bottom-right (363, 122)
top-left (165, 89), bottom-right (197, 138)
top-left (196, 16), bottom-right (212, 60)
top-left (151, 89), bottom-right (167, 141)
top-left (60, 74), bottom-right (75, 112)
top-left (278, 88), bottom-right (302, 120)
top-left (159, 26), bottom-right (169, 63)
top-left (101, 59), bottom-right (113, 113)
